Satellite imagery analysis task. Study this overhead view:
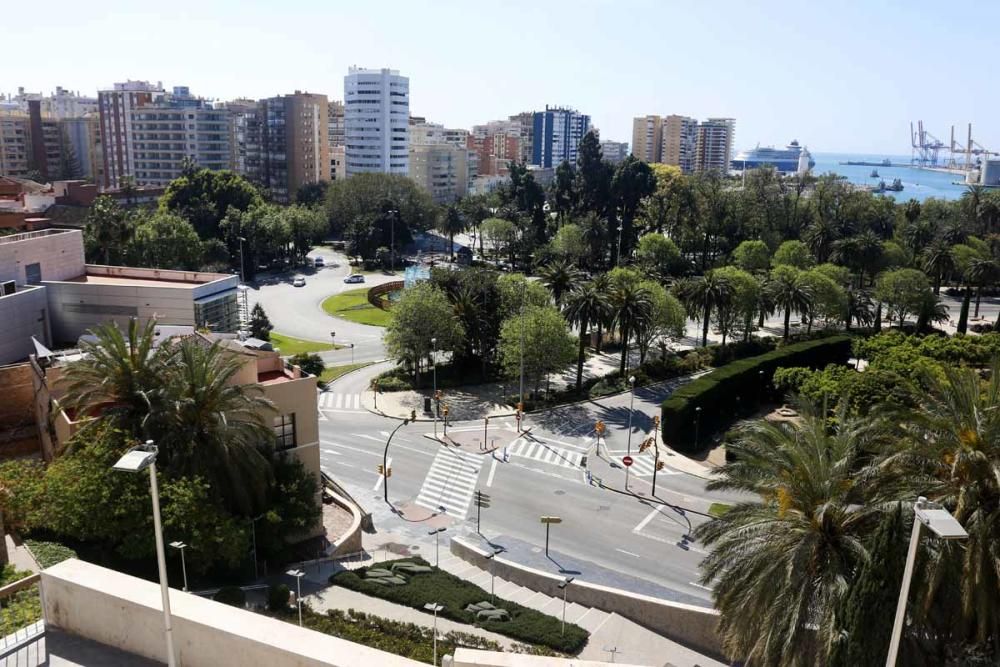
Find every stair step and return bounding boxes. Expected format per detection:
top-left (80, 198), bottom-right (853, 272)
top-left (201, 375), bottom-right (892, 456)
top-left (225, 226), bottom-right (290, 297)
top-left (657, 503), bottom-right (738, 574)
top-left (564, 602), bottom-right (589, 623)
top-left (575, 607), bottom-right (610, 632)
top-left (522, 592), bottom-right (556, 612)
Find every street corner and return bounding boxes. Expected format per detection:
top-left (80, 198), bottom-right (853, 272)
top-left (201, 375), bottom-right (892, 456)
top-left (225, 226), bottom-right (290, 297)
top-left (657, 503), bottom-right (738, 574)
top-left (431, 426), bottom-right (519, 455)
top-left (386, 499), bottom-right (454, 525)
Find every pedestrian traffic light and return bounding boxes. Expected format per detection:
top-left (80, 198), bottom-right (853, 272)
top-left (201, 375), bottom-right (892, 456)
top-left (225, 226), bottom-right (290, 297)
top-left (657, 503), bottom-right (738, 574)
top-left (595, 420), bottom-right (605, 434)
top-left (409, 410), bottom-right (417, 422)
top-left (442, 405), bottom-right (450, 416)
top-left (374, 379), bottom-right (380, 393)
top-left (653, 415), bottom-right (660, 427)
top-left (639, 438), bottom-right (651, 452)
top-left (655, 461), bottom-right (665, 471)
top-left (435, 390), bottom-right (443, 400)
top-left (377, 464), bottom-right (385, 475)
top-left (516, 402), bottom-right (524, 413)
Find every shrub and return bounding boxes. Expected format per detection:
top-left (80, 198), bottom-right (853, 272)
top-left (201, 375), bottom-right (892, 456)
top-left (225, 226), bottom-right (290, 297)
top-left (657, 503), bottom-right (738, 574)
top-left (329, 557), bottom-right (588, 654)
top-left (24, 540), bottom-right (77, 569)
top-left (268, 583), bottom-right (290, 611)
top-left (289, 352), bottom-right (325, 378)
top-left (661, 335), bottom-right (852, 452)
top-left (214, 586), bottom-right (247, 608)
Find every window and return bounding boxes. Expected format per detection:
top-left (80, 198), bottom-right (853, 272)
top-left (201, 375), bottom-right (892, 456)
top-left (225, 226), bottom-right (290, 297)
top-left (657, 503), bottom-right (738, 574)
top-left (25, 263), bottom-right (41, 284)
top-left (273, 413), bottom-right (296, 450)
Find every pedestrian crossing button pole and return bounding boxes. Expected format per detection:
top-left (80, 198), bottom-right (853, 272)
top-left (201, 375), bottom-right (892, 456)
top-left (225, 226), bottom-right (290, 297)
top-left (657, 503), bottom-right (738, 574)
top-left (595, 420), bottom-right (606, 458)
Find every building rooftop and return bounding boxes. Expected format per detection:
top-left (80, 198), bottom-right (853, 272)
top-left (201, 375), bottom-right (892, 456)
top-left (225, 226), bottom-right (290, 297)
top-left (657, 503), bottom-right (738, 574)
top-left (57, 266), bottom-right (235, 288)
top-left (65, 273), bottom-right (207, 288)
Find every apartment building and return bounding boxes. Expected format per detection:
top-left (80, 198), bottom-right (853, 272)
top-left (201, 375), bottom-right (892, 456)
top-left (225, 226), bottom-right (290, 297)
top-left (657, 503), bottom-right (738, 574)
top-left (255, 92), bottom-right (330, 202)
top-left (508, 111), bottom-right (535, 164)
top-left (662, 114), bottom-right (698, 173)
top-left (344, 67), bottom-right (409, 176)
top-left (601, 140), bottom-right (629, 164)
top-left (2, 86), bottom-right (98, 119)
top-left (531, 106), bottom-right (591, 168)
top-left (223, 98), bottom-right (260, 181)
top-left (469, 120), bottom-right (521, 176)
top-left (60, 115), bottom-right (102, 181)
top-left (409, 121), bottom-right (471, 203)
top-left (695, 118), bottom-right (735, 173)
top-left (0, 114), bottom-right (31, 177)
top-left (631, 115), bottom-right (663, 163)
top-left (97, 80), bottom-right (164, 189)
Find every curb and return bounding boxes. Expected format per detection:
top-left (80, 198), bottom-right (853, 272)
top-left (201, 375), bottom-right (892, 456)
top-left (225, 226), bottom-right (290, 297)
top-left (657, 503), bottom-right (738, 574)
top-left (320, 358), bottom-right (391, 390)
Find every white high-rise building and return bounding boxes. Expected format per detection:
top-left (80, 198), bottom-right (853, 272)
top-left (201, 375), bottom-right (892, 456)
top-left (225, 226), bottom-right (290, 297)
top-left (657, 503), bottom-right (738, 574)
top-left (344, 67), bottom-right (409, 176)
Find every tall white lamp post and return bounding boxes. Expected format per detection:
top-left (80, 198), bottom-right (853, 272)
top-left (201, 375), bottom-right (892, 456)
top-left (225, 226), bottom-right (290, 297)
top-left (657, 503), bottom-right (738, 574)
top-left (423, 602), bottom-right (444, 665)
top-left (169, 541), bottom-right (188, 592)
top-left (287, 569), bottom-right (305, 627)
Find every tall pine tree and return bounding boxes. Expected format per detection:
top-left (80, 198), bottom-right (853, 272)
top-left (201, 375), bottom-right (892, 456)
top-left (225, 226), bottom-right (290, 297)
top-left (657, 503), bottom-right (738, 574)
top-left (249, 303), bottom-right (273, 341)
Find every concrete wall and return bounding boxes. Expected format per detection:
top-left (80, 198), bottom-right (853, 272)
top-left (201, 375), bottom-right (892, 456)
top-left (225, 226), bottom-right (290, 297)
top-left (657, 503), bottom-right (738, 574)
top-left (41, 559), bottom-right (424, 667)
top-left (0, 362), bottom-right (43, 459)
top-left (451, 537), bottom-right (725, 662)
top-left (0, 286), bottom-right (49, 364)
top-left (449, 649), bottom-right (639, 667)
top-left (0, 229), bottom-right (85, 284)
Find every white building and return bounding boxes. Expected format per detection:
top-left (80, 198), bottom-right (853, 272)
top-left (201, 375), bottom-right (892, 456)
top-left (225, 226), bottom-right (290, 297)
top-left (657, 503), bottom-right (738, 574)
top-left (601, 140), bottom-right (629, 164)
top-left (344, 67), bottom-right (409, 176)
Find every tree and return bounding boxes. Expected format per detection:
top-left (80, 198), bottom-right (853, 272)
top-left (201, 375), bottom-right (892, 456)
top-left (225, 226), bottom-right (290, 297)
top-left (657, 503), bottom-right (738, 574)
top-left (874, 268), bottom-right (931, 328)
top-left (249, 304), bottom-right (273, 341)
top-left (801, 268), bottom-right (847, 331)
top-left (921, 238), bottom-right (955, 295)
top-left (674, 272), bottom-right (735, 347)
top-left (551, 161), bottom-right (576, 217)
top-left (384, 283), bottom-right (465, 386)
top-left (695, 410), bottom-right (874, 665)
top-left (767, 265), bottom-right (815, 340)
top-left (635, 233), bottom-right (684, 278)
top-left (538, 259), bottom-right (583, 308)
top-left (295, 181), bottom-right (328, 207)
top-left (634, 281), bottom-right (686, 362)
top-left (550, 224), bottom-right (588, 265)
top-left (610, 274), bottom-right (654, 374)
top-left (436, 205), bottom-right (465, 261)
top-left (498, 305), bottom-right (575, 397)
top-left (710, 267), bottom-right (760, 344)
top-left (574, 131), bottom-right (612, 219)
top-left (610, 155), bottom-right (657, 261)
top-left (731, 239), bottom-right (771, 274)
top-left (496, 273), bottom-right (551, 321)
top-left (481, 217), bottom-right (517, 264)
top-left (58, 127), bottom-right (83, 180)
top-left (562, 281), bottom-right (612, 393)
top-left (84, 195), bottom-right (132, 265)
top-left (284, 205), bottom-right (327, 263)
top-left (289, 353), bottom-right (324, 378)
top-left (160, 167), bottom-right (262, 239)
top-left (127, 211), bottom-right (204, 270)
top-left (772, 239), bottom-right (815, 269)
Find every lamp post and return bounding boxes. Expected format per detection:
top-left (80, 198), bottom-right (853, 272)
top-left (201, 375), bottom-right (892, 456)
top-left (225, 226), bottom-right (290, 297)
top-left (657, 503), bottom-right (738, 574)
top-left (286, 569), bottom-right (305, 627)
top-left (694, 406), bottom-right (702, 449)
top-left (484, 547), bottom-right (505, 603)
top-left (423, 602), bottom-right (444, 665)
top-left (519, 279), bottom-right (526, 409)
top-left (615, 223), bottom-right (623, 266)
top-left (558, 576), bottom-right (575, 635)
top-left (626, 375), bottom-right (636, 455)
top-left (237, 236), bottom-right (247, 284)
top-left (387, 208), bottom-right (399, 271)
top-left (250, 513), bottom-right (265, 579)
top-left (483, 417), bottom-right (489, 451)
top-left (885, 497), bottom-right (968, 667)
top-left (383, 412), bottom-right (415, 503)
top-left (427, 527), bottom-right (446, 567)
top-left (169, 541), bottom-right (188, 592)
top-left (431, 337), bottom-right (438, 423)
top-left (112, 442), bottom-right (176, 667)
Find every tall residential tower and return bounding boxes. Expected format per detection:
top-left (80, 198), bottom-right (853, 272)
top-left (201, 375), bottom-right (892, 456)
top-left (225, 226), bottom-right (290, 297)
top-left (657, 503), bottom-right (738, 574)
top-left (343, 67), bottom-right (409, 176)
top-left (531, 106), bottom-right (590, 168)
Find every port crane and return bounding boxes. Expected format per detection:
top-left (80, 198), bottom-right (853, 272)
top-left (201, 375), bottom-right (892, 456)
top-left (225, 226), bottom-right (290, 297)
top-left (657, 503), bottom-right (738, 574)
top-left (948, 123), bottom-right (998, 169)
top-left (910, 121), bottom-right (945, 166)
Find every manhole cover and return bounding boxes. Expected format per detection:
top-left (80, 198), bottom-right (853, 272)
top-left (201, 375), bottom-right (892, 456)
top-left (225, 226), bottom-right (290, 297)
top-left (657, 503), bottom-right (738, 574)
top-left (410, 545), bottom-right (421, 551)
top-left (530, 547), bottom-right (542, 554)
top-left (554, 489), bottom-right (565, 495)
top-left (596, 505), bottom-right (611, 512)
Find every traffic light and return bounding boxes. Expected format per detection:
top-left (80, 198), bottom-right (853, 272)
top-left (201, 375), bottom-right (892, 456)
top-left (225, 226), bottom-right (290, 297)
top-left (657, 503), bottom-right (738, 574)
top-left (435, 390), bottom-right (443, 400)
top-left (374, 379), bottom-right (380, 393)
top-left (638, 438), bottom-right (651, 452)
top-left (516, 402), bottom-right (524, 413)
top-left (653, 415), bottom-right (660, 427)
top-left (442, 405), bottom-right (450, 417)
top-left (655, 461), bottom-right (665, 471)
top-left (377, 464), bottom-right (385, 475)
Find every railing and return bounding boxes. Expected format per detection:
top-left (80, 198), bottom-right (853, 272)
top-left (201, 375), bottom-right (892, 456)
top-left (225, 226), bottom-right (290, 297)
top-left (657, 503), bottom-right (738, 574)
top-left (0, 229), bottom-right (70, 245)
top-left (367, 281), bottom-right (404, 311)
top-left (0, 573), bottom-right (45, 663)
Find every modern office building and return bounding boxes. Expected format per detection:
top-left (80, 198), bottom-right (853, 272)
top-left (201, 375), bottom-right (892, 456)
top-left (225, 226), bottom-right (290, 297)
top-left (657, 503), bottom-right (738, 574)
top-left (662, 114), bottom-right (699, 173)
top-left (255, 92), bottom-right (330, 202)
top-left (694, 117), bottom-right (736, 173)
top-left (601, 140), bottom-right (629, 164)
top-left (531, 106), bottom-right (591, 168)
top-left (631, 115), bottom-right (663, 163)
top-left (344, 67), bottom-right (409, 176)
top-left (96, 80), bottom-right (164, 189)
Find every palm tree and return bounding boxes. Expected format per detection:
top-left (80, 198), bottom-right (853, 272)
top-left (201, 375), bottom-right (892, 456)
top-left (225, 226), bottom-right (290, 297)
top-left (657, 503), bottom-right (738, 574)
top-left (562, 281), bottom-right (612, 393)
top-left (436, 205), bottom-right (465, 262)
top-left (610, 281), bottom-right (653, 375)
top-left (914, 291), bottom-right (949, 332)
top-left (696, 410), bottom-right (875, 664)
top-left (590, 272), bottom-right (612, 352)
top-left (845, 289), bottom-right (875, 330)
top-left (158, 339), bottom-right (275, 514)
top-left (767, 269), bottom-right (814, 340)
top-left (921, 238), bottom-right (955, 295)
top-left (538, 259), bottom-right (583, 308)
top-left (60, 318), bottom-right (173, 439)
top-left (966, 257), bottom-right (1000, 319)
top-left (675, 272), bottom-right (734, 347)
top-left (868, 364), bottom-right (1000, 645)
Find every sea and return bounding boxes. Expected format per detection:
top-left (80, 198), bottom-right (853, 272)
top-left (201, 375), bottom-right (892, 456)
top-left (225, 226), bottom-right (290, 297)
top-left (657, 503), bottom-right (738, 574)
top-left (809, 152), bottom-right (969, 202)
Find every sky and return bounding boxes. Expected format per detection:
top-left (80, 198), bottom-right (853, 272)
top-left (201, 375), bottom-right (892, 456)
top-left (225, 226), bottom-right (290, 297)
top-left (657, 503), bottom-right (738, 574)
top-left (6, 0), bottom-right (999, 155)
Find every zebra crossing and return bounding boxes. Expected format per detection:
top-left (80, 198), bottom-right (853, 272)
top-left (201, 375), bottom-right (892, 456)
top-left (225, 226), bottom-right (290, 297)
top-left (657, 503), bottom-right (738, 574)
top-left (317, 392), bottom-right (364, 412)
top-left (507, 437), bottom-right (586, 470)
top-left (414, 447), bottom-right (485, 519)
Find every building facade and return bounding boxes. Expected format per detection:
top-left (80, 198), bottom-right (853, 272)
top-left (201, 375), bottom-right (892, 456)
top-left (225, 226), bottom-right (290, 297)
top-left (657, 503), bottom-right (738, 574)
top-left (531, 106), bottom-right (591, 168)
top-left (662, 114), bottom-right (698, 173)
top-left (409, 122), bottom-right (471, 202)
top-left (601, 140), bottom-right (629, 164)
top-left (97, 80), bottom-right (164, 189)
top-left (0, 114), bottom-right (31, 178)
top-left (631, 115), bottom-right (663, 163)
top-left (694, 118), bottom-right (735, 173)
top-left (469, 120), bottom-right (522, 176)
top-left (508, 112), bottom-right (535, 165)
top-left (344, 67), bottom-right (409, 176)
top-left (257, 92), bottom-right (330, 203)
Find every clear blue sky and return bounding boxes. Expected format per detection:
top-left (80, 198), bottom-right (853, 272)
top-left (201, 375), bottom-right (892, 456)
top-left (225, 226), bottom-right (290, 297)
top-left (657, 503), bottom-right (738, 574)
top-left (8, 0), bottom-right (998, 155)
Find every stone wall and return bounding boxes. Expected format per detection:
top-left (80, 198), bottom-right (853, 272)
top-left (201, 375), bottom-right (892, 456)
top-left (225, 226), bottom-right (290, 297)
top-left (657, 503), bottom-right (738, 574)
top-left (0, 362), bottom-right (42, 459)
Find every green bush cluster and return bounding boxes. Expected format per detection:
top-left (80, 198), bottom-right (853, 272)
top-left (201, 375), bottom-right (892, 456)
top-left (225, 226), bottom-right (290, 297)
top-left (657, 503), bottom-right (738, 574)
top-left (854, 331), bottom-right (1000, 369)
top-left (267, 583), bottom-right (290, 611)
top-left (661, 335), bottom-right (852, 451)
top-left (24, 540), bottom-right (77, 569)
top-left (213, 586), bottom-right (247, 607)
top-left (329, 558), bottom-right (588, 654)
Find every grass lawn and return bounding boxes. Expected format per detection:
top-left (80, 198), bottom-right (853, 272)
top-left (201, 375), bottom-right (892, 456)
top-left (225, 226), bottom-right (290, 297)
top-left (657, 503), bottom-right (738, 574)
top-left (319, 362), bottom-right (372, 384)
top-left (708, 502), bottom-right (732, 518)
top-left (322, 288), bottom-right (392, 327)
top-left (330, 557), bottom-right (588, 654)
top-left (269, 332), bottom-right (338, 355)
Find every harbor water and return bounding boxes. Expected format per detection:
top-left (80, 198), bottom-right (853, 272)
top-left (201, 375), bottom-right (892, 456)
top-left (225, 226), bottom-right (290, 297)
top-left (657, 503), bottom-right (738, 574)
top-left (810, 153), bottom-right (970, 202)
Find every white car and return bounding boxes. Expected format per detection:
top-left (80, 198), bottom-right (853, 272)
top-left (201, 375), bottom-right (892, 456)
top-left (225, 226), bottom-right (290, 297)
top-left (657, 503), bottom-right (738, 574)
top-left (343, 274), bottom-right (365, 284)
top-left (293, 276), bottom-right (306, 287)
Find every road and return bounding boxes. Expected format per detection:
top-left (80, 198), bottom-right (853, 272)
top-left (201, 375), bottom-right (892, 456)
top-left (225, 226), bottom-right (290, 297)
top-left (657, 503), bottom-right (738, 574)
top-left (318, 363), bottom-right (744, 606)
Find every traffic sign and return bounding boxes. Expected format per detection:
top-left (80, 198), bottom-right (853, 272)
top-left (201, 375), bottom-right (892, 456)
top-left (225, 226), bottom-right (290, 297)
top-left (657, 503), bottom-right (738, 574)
top-left (539, 515), bottom-right (562, 524)
top-left (622, 455), bottom-right (634, 467)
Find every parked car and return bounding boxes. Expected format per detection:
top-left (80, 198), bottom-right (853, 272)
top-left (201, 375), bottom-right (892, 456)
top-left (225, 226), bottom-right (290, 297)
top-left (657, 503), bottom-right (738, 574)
top-left (343, 274), bottom-right (365, 284)
top-left (313, 256), bottom-right (325, 268)
top-left (293, 276), bottom-right (306, 287)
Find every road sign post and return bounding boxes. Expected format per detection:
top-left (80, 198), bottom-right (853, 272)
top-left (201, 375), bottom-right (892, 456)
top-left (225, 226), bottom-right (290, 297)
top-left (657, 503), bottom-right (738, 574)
top-left (595, 421), bottom-right (606, 458)
top-left (622, 455), bottom-right (633, 490)
top-left (443, 405), bottom-right (450, 436)
top-left (540, 516), bottom-right (562, 556)
top-left (474, 491), bottom-right (491, 534)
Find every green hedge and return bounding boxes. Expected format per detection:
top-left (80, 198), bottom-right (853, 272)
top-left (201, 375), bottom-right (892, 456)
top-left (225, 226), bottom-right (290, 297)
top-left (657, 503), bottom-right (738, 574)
top-left (661, 335), bottom-right (852, 452)
top-left (330, 557), bottom-right (588, 654)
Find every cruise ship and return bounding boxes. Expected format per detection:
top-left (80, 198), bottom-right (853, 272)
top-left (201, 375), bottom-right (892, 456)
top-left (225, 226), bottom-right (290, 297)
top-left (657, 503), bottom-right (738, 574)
top-left (731, 140), bottom-right (815, 174)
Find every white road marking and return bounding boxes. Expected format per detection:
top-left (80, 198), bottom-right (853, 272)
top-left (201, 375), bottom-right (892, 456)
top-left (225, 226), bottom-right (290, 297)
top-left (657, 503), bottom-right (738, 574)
top-left (373, 456), bottom-right (391, 491)
top-left (615, 548), bottom-right (641, 558)
top-left (688, 581), bottom-right (714, 591)
top-left (486, 457), bottom-right (498, 487)
top-left (633, 506), bottom-right (662, 533)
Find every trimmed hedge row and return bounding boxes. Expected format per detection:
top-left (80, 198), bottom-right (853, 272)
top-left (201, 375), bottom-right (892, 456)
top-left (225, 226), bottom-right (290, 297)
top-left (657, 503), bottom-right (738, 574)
top-left (661, 335), bottom-right (852, 452)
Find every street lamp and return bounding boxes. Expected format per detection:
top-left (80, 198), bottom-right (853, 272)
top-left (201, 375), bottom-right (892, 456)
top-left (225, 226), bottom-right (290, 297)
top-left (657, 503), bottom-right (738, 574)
top-left (694, 406), bottom-right (702, 449)
top-left (169, 541), bottom-right (188, 592)
top-left (423, 602), bottom-right (444, 665)
top-left (558, 576), bottom-right (575, 636)
top-left (330, 331), bottom-right (336, 347)
top-left (431, 337), bottom-right (438, 424)
top-left (237, 236), bottom-right (247, 285)
top-left (112, 442), bottom-right (176, 667)
top-left (886, 497), bottom-right (968, 667)
top-left (250, 513), bottom-right (265, 579)
top-left (484, 547), bottom-right (505, 604)
top-left (383, 411), bottom-right (416, 503)
top-left (386, 208), bottom-right (399, 271)
top-left (615, 223), bottom-right (624, 266)
top-left (519, 279), bottom-right (526, 410)
top-left (286, 569), bottom-right (305, 627)
top-left (626, 375), bottom-right (636, 456)
top-left (427, 527), bottom-right (446, 568)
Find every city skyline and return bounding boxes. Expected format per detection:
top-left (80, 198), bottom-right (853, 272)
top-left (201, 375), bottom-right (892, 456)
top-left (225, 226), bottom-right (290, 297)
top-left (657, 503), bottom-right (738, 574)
top-left (6, 0), bottom-right (1000, 157)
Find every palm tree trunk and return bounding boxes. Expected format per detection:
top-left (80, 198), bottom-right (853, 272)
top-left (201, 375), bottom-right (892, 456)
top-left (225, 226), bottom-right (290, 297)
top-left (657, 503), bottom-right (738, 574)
top-left (450, 232), bottom-right (455, 261)
top-left (934, 272), bottom-right (941, 295)
top-left (783, 307), bottom-right (791, 340)
top-left (702, 303), bottom-right (711, 347)
top-left (619, 326), bottom-right (629, 375)
top-left (975, 285), bottom-right (982, 318)
top-left (874, 302), bottom-right (882, 332)
top-left (575, 321), bottom-right (587, 393)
